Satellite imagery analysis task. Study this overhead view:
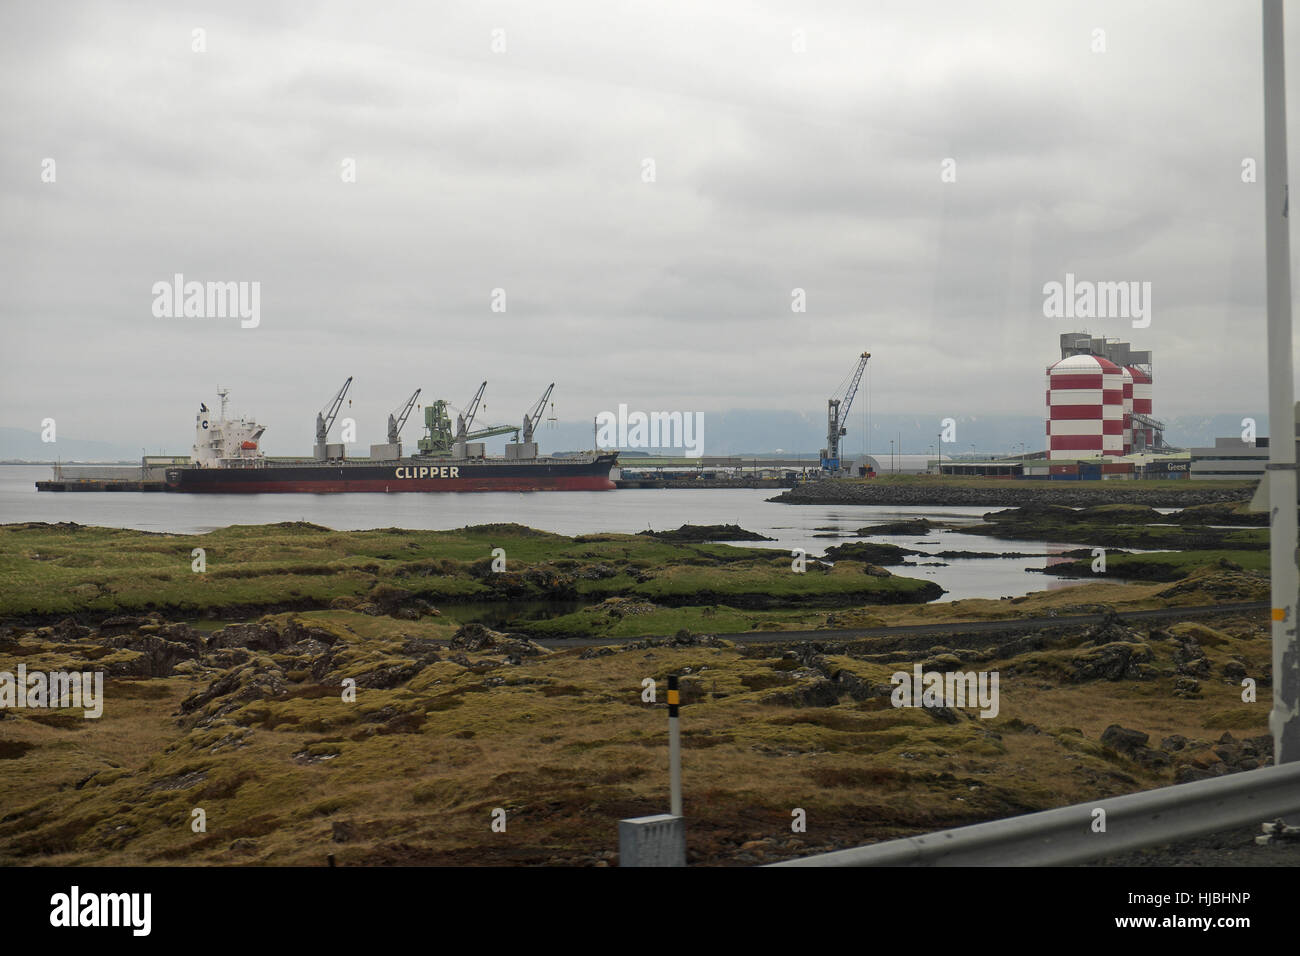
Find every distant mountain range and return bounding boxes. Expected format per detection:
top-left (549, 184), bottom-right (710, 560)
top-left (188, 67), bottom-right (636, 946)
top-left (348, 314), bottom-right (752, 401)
top-left (517, 411), bottom-right (1274, 458)
top-left (0, 427), bottom-right (148, 463)
top-left (0, 413), bottom-right (1271, 463)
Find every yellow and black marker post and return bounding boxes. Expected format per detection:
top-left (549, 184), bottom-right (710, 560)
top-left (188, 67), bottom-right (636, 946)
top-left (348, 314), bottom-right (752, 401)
top-left (668, 675), bottom-right (682, 816)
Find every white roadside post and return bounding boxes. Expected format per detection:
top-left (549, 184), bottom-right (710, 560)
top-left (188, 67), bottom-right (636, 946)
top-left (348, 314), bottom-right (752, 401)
top-left (617, 673), bottom-right (687, 865)
top-left (1261, 0), bottom-right (1300, 764)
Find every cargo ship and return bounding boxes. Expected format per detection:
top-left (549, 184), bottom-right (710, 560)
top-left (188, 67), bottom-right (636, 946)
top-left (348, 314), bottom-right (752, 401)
top-left (163, 382), bottom-right (618, 494)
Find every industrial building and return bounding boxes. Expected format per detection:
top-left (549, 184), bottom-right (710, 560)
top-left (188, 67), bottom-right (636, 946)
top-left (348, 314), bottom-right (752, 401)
top-left (1189, 438), bottom-right (1273, 479)
top-left (1046, 334), bottom-right (1165, 461)
top-left (862, 454), bottom-right (949, 475)
top-left (936, 454), bottom-right (1190, 480)
top-left (1190, 409), bottom-right (1300, 478)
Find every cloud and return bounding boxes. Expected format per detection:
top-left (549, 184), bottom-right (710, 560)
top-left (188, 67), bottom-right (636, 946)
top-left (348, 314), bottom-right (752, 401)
top-left (1, 0), bottom-right (1298, 454)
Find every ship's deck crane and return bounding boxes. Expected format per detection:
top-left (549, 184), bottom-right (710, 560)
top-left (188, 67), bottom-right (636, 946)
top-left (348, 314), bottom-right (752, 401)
top-left (521, 383), bottom-right (555, 444)
top-left (456, 382), bottom-right (487, 441)
top-left (821, 352), bottom-right (870, 472)
top-left (387, 389), bottom-right (421, 444)
top-left (315, 376), bottom-right (353, 446)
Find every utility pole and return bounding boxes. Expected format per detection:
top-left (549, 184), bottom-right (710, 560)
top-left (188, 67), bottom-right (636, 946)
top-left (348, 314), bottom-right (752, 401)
top-left (1262, 0), bottom-right (1299, 764)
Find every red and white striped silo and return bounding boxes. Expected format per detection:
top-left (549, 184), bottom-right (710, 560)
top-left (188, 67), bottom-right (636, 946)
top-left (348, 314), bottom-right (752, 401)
top-left (1045, 353), bottom-right (1124, 460)
top-left (1126, 364), bottom-right (1153, 450)
top-left (1119, 366), bottom-right (1134, 454)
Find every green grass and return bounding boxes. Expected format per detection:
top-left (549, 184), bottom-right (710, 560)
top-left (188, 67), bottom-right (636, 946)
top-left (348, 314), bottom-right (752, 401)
top-left (628, 561), bottom-right (939, 606)
top-left (1047, 550), bottom-right (1269, 581)
top-left (963, 508), bottom-right (1269, 552)
top-left (0, 522), bottom-right (939, 621)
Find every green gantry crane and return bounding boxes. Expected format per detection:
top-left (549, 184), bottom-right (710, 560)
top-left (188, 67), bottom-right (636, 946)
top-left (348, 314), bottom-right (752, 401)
top-left (416, 382), bottom-right (520, 456)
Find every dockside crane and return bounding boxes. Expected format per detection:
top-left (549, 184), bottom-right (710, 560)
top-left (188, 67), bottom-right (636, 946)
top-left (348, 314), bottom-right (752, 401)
top-left (820, 352), bottom-right (870, 472)
top-left (520, 383), bottom-right (555, 444)
top-left (315, 376), bottom-right (353, 449)
top-left (387, 389), bottom-right (421, 444)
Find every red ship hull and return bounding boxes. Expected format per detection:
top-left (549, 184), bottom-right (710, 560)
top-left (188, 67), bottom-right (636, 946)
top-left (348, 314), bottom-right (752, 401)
top-left (170, 475), bottom-right (616, 493)
top-left (164, 455), bottom-right (618, 493)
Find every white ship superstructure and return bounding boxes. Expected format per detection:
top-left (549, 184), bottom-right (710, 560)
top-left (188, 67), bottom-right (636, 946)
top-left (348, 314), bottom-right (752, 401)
top-left (192, 388), bottom-right (266, 467)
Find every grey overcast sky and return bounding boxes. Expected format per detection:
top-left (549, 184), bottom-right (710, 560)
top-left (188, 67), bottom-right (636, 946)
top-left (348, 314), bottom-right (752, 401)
top-left (2, 0), bottom-right (1300, 453)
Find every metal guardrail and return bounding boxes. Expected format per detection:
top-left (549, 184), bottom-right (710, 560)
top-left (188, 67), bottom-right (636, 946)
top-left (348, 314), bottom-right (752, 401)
top-left (768, 760), bottom-right (1300, 866)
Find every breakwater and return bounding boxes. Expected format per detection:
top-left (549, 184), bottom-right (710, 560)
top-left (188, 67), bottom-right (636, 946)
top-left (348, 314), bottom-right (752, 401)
top-left (770, 479), bottom-right (1257, 508)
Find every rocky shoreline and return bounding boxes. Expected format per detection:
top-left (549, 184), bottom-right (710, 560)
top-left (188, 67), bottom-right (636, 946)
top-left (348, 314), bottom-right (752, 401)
top-left (769, 479), bottom-right (1256, 508)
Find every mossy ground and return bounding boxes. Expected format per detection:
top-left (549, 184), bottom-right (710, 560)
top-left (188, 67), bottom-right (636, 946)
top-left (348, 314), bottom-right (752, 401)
top-left (0, 607), bottom-right (1272, 866)
top-left (963, 503), bottom-right (1270, 582)
top-left (0, 520), bottom-right (1275, 866)
top-left (0, 522), bottom-right (939, 622)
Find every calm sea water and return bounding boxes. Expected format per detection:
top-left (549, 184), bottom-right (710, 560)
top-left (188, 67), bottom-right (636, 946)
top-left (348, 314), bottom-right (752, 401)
top-left (1, 464), bottom-right (1116, 602)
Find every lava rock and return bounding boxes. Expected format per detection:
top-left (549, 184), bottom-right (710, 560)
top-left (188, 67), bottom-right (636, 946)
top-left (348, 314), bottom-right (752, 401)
top-left (96, 614), bottom-right (164, 638)
top-left (1175, 765), bottom-right (1216, 784)
top-left (209, 622), bottom-right (293, 653)
top-left (352, 662), bottom-right (425, 689)
top-left (1222, 660), bottom-right (1248, 680)
top-left (763, 679), bottom-right (841, 708)
top-left (1070, 641), bottom-right (1153, 681)
top-left (831, 669), bottom-right (875, 702)
top-left (103, 634), bottom-right (199, 677)
top-left (49, 618), bottom-right (92, 642)
top-left (1082, 609), bottom-right (1143, 646)
top-left (451, 622), bottom-right (504, 651)
top-left (1100, 724), bottom-right (1150, 756)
